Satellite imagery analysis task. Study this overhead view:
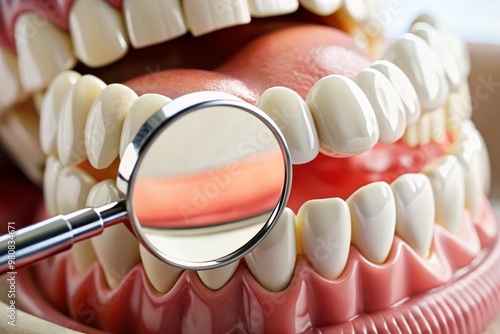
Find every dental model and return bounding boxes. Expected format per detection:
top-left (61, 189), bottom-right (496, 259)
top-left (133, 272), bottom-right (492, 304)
top-left (0, 1), bottom-right (498, 333)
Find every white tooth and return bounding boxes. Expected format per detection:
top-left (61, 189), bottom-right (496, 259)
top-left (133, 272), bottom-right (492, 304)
top-left (0, 99), bottom-right (44, 184)
top-left (14, 13), bottom-right (76, 92)
top-left (57, 75), bottom-right (106, 166)
top-left (354, 68), bottom-right (406, 144)
top-left (446, 82), bottom-right (472, 132)
top-left (403, 123), bottom-right (419, 148)
top-left (342, 0), bottom-right (368, 21)
top-left (87, 180), bottom-right (140, 288)
top-left (0, 48), bottom-right (26, 112)
top-left (297, 198), bottom-right (350, 279)
top-left (382, 34), bottom-right (449, 111)
top-left (139, 245), bottom-right (183, 293)
top-left (370, 60), bottom-right (421, 126)
top-left (245, 208), bottom-right (296, 291)
top-left (299, 0), bottom-right (343, 15)
top-left (418, 108), bottom-right (432, 145)
top-left (306, 74), bottom-right (379, 157)
top-left (422, 155), bottom-right (465, 233)
top-left (40, 71), bottom-right (81, 156)
top-left (69, 0), bottom-right (128, 67)
top-left (56, 166), bottom-right (97, 272)
top-left (413, 14), bottom-right (470, 78)
top-left (33, 91), bottom-right (44, 114)
top-left (43, 156), bottom-right (63, 216)
top-left (410, 22), bottom-right (461, 92)
top-left (478, 130), bottom-right (491, 195)
top-left (249, 0), bottom-right (299, 17)
top-left (391, 174), bottom-right (434, 258)
top-left (119, 94), bottom-right (171, 158)
top-left (256, 87), bottom-right (319, 164)
top-left (183, 0), bottom-right (251, 36)
top-left (197, 261), bottom-right (239, 290)
top-left (430, 107), bottom-right (446, 142)
top-left (123, 0), bottom-right (187, 48)
top-left (85, 84), bottom-right (138, 169)
top-left (348, 182), bottom-right (396, 264)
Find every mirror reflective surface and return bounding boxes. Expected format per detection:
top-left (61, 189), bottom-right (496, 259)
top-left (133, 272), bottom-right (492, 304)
top-left (130, 102), bottom-right (288, 264)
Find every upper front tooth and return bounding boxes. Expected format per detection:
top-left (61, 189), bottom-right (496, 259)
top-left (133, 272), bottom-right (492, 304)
top-left (306, 74), bottom-right (379, 157)
top-left (422, 155), bottom-right (465, 233)
top-left (354, 68), bottom-right (406, 144)
top-left (15, 13), bottom-right (76, 92)
top-left (0, 48), bottom-right (26, 112)
top-left (297, 198), bottom-right (351, 279)
top-left (197, 261), bottom-right (239, 290)
top-left (299, 0), bottom-right (343, 15)
top-left (348, 182), bottom-right (396, 264)
top-left (249, 0), bottom-right (299, 17)
top-left (342, 0), bottom-right (368, 22)
top-left (57, 75), bottom-right (106, 166)
top-left (410, 22), bottom-right (461, 92)
top-left (139, 245), bottom-right (182, 293)
top-left (69, 0), bottom-right (128, 67)
top-left (119, 93), bottom-right (172, 158)
top-left (256, 87), bottom-right (319, 164)
top-left (123, 0), bottom-right (187, 48)
top-left (85, 84), bottom-right (138, 169)
top-left (183, 0), bottom-right (251, 36)
top-left (382, 34), bottom-right (449, 111)
top-left (370, 60), bottom-right (421, 126)
top-left (245, 208), bottom-right (296, 291)
top-left (87, 180), bottom-right (140, 289)
top-left (391, 174), bottom-right (435, 258)
top-left (40, 71), bottom-right (81, 156)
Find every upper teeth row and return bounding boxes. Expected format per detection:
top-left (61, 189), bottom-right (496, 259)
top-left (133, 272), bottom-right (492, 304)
top-left (0, 0), bottom-right (378, 109)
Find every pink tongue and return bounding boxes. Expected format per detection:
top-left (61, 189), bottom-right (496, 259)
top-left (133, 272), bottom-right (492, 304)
top-left (124, 25), bottom-right (371, 103)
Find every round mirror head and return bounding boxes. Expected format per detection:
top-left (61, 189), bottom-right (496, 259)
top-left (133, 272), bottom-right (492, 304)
top-left (118, 92), bottom-right (291, 270)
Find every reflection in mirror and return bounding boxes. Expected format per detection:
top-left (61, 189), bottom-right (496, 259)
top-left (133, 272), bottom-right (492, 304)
top-left (132, 105), bottom-right (286, 263)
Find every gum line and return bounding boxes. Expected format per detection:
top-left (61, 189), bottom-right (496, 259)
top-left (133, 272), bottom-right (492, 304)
top-left (17, 198), bottom-right (497, 333)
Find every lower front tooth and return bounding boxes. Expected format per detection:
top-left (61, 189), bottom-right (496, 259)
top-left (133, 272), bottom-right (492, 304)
top-left (256, 87), bottom-right (319, 164)
top-left (85, 84), bottom-right (138, 169)
top-left (391, 174), bottom-right (435, 258)
top-left (56, 166), bottom-right (97, 272)
top-left (140, 245), bottom-right (183, 293)
top-left (430, 107), bottom-right (446, 142)
top-left (43, 156), bottom-right (63, 216)
top-left (299, 0), bottom-right (343, 15)
top-left (422, 155), bottom-right (465, 233)
top-left (446, 82), bottom-right (472, 132)
top-left (354, 68), bottom-right (406, 144)
top-left (297, 198), bottom-right (351, 279)
top-left (418, 111), bottom-right (432, 145)
top-left (197, 261), bottom-right (239, 290)
top-left (119, 93), bottom-right (172, 158)
top-left (348, 182), bottom-right (396, 264)
top-left (306, 75), bottom-right (379, 157)
top-left (245, 208), bottom-right (296, 291)
top-left (87, 180), bottom-right (140, 289)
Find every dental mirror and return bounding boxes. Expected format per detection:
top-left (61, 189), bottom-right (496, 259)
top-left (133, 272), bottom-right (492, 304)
top-left (0, 91), bottom-right (292, 272)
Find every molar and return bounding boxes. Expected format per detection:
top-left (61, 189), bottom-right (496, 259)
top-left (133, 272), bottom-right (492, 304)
top-left (299, 0), bottom-right (343, 16)
top-left (347, 182), bottom-right (396, 264)
top-left (297, 198), bottom-right (351, 279)
top-left (382, 33), bottom-right (449, 111)
top-left (255, 87), bottom-right (319, 164)
top-left (183, 0), bottom-right (251, 37)
top-left (354, 68), bottom-right (406, 144)
top-left (245, 208), bottom-right (297, 292)
top-left (0, 48), bottom-right (26, 112)
top-left (123, 0), bottom-right (187, 48)
top-left (57, 75), bottom-right (106, 166)
top-left (40, 71), bottom-right (81, 156)
top-left (306, 74), bottom-right (379, 157)
top-left (422, 155), bottom-right (465, 233)
top-left (14, 13), bottom-right (76, 92)
top-left (370, 60), bottom-right (420, 126)
top-left (87, 180), bottom-right (140, 289)
top-left (85, 84), bottom-right (138, 169)
top-left (249, 0), bottom-right (299, 17)
top-left (391, 174), bottom-right (435, 258)
top-left (69, 0), bottom-right (129, 67)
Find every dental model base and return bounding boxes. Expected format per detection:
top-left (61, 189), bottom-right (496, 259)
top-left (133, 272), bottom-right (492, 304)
top-left (0, 91), bottom-right (292, 272)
